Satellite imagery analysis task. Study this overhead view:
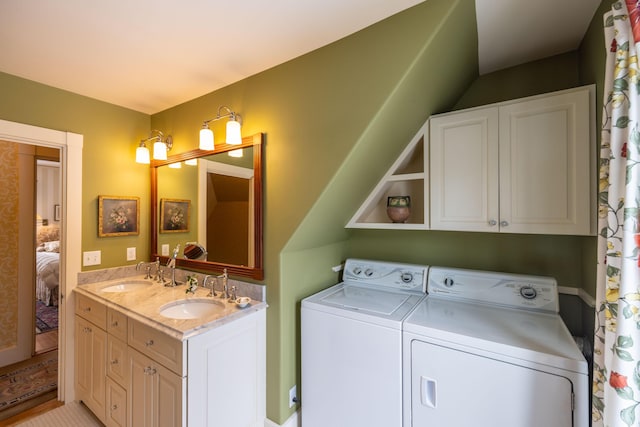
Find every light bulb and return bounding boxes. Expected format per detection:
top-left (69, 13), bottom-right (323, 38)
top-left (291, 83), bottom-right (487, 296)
top-left (153, 140), bottom-right (167, 160)
top-left (200, 127), bottom-right (214, 150)
top-left (136, 145), bottom-right (150, 164)
top-left (226, 119), bottom-right (242, 145)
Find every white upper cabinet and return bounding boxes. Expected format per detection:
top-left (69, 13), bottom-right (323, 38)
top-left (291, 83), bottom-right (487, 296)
top-left (430, 86), bottom-right (595, 235)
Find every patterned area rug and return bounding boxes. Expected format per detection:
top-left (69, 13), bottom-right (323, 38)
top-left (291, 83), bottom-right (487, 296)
top-left (0, 351), bottom-right (57, 414)
top-left (35, 301), bottom-right (58, 333)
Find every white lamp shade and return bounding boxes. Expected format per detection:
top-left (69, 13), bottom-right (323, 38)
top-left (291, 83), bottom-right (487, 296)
top-left (153, 141), bottom-right (168, 160)
top-left (136, 145), bottom-right (150, 164)
top-left (168, 162), bottom-right (182, 169)
top-left (185, 158), bottom-right (198, 166)
top-left (200, 128), bottom-right (214, 150)
top-left (228, 149), bottom-right (243, 158)
top-left (226, 119), bottom-right (242, 145)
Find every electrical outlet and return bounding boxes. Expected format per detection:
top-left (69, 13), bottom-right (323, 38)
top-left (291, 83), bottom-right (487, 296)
top-left (289, 385), bottom-right (297, 408)
top-left (83, 250), bottom-right (101, 266)
top-left (162, 244), bottom-right (170, 256)
top-left (127, 247), bottom-right (136, 261)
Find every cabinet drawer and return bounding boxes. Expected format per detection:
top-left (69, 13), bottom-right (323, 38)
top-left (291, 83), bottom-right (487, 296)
top-left (75, 293), bottom-right (107, 329)
top-left (128, 319), bottom-right (184, 376)
top-left (105, 378), bottom-right (127, 427)
top-left (107, 336), bottom-right (128, 388)
top-left (107, 309), bottom-right (128, 342)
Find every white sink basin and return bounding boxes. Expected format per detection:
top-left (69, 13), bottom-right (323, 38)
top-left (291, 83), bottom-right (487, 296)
top-left (100, 281), bottom-right (153, 293)
top-left (159, 299), bottom-right (225, 319)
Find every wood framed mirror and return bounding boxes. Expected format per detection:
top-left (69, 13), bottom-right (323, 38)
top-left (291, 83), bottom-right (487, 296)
top-left (150, 133), bottom-right (264, 280)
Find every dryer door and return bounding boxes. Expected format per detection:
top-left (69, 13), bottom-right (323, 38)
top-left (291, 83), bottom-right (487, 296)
top-left (409, 340), bottom-right (574, 427)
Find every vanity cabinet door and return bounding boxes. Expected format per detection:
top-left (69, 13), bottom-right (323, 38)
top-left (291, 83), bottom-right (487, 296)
top-left (187, 309), bottom-right (266, 427)
top-left (129, 348), bottom-right (185, 427)
top-left (106, 377), bottom-right (127, 427)
top-left (108, 335), bottom-right (128, 388)
top-left (75, 315), bottom-right (107, 423)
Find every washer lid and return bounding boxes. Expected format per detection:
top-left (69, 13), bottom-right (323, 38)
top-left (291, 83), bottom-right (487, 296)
top-left (322, 285), bottom-right (413, 315)
top-left (303, 283), bottom-right (424, 327)
top-left (404, 298), bottom-right (587, 374)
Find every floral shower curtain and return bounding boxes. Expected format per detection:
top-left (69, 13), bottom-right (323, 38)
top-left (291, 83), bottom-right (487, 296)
top-left (593, 1), bottom-right (640, 425)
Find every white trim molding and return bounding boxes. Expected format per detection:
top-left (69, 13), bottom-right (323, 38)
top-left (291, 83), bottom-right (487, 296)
top-left (558, 285), bottom-right (596, 308)
top-left (0, 118), bottom-right (83, 402)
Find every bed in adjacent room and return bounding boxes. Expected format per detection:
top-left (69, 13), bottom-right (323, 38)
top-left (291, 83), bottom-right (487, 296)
top-left (35, 226), bottom-right (60, 306)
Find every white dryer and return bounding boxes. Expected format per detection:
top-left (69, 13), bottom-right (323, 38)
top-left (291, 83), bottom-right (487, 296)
top-left (402, 267), bottom-right (588, 427)
top-left (302, 259), bottom-right (427, 427)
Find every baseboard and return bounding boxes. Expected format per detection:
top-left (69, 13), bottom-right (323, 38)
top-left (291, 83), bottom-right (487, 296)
top-left (558, 285), bottom-right (596, 308)
top-left (265, 410), bottom-right (300, 427)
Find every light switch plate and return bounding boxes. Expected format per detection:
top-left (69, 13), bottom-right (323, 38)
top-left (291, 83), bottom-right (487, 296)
top-left (162, 244), bottom-right (170, 256)
top-left (127, 247), bottom-right (136, 261)
top-left (83, 250), bottom-right (101, 266)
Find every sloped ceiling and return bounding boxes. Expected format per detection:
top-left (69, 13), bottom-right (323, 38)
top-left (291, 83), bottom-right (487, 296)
top-left (0, 0), bottom-right (602, 114)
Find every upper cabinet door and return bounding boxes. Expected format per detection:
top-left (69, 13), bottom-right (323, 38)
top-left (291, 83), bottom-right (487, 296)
top-left (430, 107), bottom-right (500, 232)
top-left (430, 85), bottom-right (594, 236)
top-left (499, 89), bottom-right (592, 235)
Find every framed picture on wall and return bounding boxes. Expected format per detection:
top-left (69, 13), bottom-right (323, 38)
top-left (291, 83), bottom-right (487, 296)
top-left (98, 195), bottom-right (140, 237)
top-left (160, 198), bottom-right (190, 233)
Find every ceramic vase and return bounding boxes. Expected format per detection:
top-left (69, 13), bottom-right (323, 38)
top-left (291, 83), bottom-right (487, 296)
top-left (386, 196), bottom-right (411, 223)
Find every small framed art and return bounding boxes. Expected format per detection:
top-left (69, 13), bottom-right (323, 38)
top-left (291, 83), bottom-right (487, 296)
top-left (98, 195), bottom-right (140, 237)
top-left (160, 198), bottom-right (190, 233)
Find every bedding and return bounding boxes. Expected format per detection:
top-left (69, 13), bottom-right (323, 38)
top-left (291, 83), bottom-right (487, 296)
top-left (36, 251), bottom-right (59, 306)
top-left (35, 225), bottom-right (61, 307)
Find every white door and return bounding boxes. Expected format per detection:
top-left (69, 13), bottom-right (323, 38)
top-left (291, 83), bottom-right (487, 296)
top-left (409, 340), bottom-right (574, 427)
top-left (430, 107), bottom-right (500, 232)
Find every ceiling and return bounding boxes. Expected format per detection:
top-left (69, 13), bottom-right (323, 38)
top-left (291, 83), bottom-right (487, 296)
top-left (0, 0), bottom-right (602, 115)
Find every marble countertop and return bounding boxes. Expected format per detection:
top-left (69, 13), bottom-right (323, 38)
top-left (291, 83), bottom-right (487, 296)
top-left (74, 274), bottom-right (267, 341)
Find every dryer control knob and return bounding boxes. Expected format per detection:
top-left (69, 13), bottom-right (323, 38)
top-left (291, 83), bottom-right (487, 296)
top-left (352, 267), bottom-right (362, 275)
top-left (401, 272), bottom-right (413, 283)
top-left (364, 269), bottom-right (374, 277)
top-left (520, 286), bottom-right (537, 300)
top-left (443, 277), bottom-right (454, 287)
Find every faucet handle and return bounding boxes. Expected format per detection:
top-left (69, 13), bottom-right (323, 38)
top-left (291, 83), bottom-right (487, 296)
top-left (229, 286), bottom-right (237, 302)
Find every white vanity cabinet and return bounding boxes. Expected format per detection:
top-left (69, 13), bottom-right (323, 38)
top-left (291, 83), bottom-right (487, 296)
top-left (429, 86), bottom-right (594, 235)
top-left (75, 294), bottom-right (108, 423)
top-left (187, 308), bottom-right (267, 426)
top-left (74, 288), bottom-right (267, 427)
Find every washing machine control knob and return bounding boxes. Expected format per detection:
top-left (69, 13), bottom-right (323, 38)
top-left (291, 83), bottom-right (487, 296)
top-left (364, 268), bottom-right (374, 277)
top-left (443, 277), bottom-right (454, 287)
top-left (352, 267), bottom-right (362, 275)
top-left (520, 286), bottom-right (537, 300)
top-left (401, 272), bottom-right (413, 283)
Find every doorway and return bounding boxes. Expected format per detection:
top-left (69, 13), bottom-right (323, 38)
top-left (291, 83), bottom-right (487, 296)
top-left (35, 156), bottom-right (61, 355)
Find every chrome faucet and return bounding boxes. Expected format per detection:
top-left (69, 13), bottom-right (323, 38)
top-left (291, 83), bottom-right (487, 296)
top-left (136, 261), bottom-right (152, 279)
top-left (164, 244), bottom-right (181, 287)
top-left (217, 268), bottom-right (229, 299)
top-left (203, 275), bottom-right (216, 297)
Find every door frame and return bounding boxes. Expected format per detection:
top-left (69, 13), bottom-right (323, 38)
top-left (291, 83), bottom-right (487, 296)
top-left (0, 119), bottom-right (83, 402)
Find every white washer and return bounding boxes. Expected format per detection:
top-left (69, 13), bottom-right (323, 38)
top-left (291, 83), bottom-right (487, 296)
top-left (402, 267), bottom-right (588, 427)
top-left (302, 259), bottom-right (427, 427)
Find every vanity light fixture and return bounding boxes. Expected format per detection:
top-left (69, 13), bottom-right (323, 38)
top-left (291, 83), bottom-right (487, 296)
top-left (199, 105), bottom-right (243, 152)
top-left (136, 130), bottom-right (173, 164)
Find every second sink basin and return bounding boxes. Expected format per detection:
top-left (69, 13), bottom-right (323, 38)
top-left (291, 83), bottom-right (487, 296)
top-left (159, 298), bottom-right (225, 319)
top-left (100, 280), bottom-right (153, 293)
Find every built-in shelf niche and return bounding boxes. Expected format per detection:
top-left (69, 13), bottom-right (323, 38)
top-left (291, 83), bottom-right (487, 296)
top-left (346, 121), bottom-right (429, 230)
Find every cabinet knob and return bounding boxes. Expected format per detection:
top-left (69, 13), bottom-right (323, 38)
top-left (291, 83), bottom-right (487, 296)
top-left (145, 339), bottom-right (154, 347)
top-left (111, 320), bottom-right (118, 327)
top-left (488, 220), bottom-right (497, 226)
top-left (500, 220), bottom-right (509, 227)
top-left (111, 404), bottom-right (118, 411)
top-left (83, 327), bottom-right (92, 333)
top-left (83, 307), bottom-right (91, 312)
top-left (144, 366), bottom-right (157, 375)
top-left (111, 359), bottom-right (119, 365)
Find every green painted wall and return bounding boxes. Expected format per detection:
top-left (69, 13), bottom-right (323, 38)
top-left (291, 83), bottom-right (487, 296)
top-left (0, 0), bottom-right (613, 424)
top-left (151, 0), bottom-right (478, 421)
top-left (0, 71), bottom-right (151, 269)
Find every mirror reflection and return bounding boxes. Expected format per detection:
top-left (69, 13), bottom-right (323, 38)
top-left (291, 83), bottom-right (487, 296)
top-left (150, 133), bottom-right (264, 280)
